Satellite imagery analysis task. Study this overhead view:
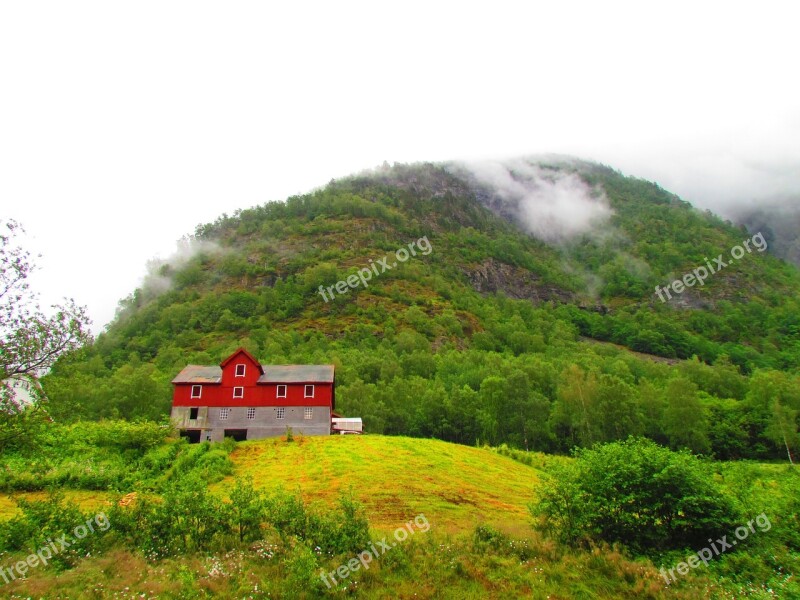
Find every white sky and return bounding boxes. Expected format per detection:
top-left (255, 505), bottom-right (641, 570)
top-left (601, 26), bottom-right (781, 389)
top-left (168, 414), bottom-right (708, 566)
top-left (2, 1), bottom-right (799, 332)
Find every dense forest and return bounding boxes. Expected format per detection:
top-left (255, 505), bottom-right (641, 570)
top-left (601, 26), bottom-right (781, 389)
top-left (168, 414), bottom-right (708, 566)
top-left (43, 160), bottom-right (800, 461)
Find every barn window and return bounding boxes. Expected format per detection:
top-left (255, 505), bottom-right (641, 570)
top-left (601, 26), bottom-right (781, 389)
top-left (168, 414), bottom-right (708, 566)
top-left (220, 408), bottom-right (229, 420)
top-left (189, 407), bottom-right (199, 420)
top-left (304, 385), bottom-right (314, 398)
top-left (191, 385), bottom-right (202, 399)
top-left (233, 387), bottom-right (244, 399)
top-left (276, 407), bottom-right (285, 419)
top-left (235, 364), bottom-right (246, 377)
top-left (277, 385), bottom-right (287, 398)
top-left (304, 407), bottom-right (313, 420)
top-left (247, 407), bottom-right (256, 419)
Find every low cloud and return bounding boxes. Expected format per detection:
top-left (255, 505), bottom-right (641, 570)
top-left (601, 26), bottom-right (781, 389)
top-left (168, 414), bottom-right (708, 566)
top-left (452, 158), bottom-right (613, 243)
top-left (141, 238), bottom-right (223, 296)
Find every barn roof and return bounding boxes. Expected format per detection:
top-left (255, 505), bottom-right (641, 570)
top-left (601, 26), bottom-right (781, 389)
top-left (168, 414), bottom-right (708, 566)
top-left (220, 347), bottom-right (264, 374)
top-left (172, 363), bottom-right (335, 384)
top-left (258, 365), bottom-right (335, 383)
top-left (171, 365), bottom-right (223, 384)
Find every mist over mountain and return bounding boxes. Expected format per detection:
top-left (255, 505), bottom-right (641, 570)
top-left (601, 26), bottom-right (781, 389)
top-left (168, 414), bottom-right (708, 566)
top-left (44, 157), bottom-right (800, 439)
top-left (733, 203), bottom-right (800, 267)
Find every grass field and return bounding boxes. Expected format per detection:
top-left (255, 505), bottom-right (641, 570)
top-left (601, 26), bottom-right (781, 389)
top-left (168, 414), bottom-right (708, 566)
top-left (1, 434), bottom-right (796, 598)
top-left (0, 490), bottom-right (112, 521)
top-left (213, 434), bottom-right (542, 534)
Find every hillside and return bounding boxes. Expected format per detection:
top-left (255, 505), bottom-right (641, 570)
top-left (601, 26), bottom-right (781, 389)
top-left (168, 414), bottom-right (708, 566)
top-left (43, 158), bottom-right (800, 461)
top-left (213, 435), bottom-right (543, 533)
top-left (1, 428), bottom-right (797, 598)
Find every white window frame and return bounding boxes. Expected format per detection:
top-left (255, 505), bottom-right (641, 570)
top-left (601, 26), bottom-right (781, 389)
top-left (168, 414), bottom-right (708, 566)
top-left (304, 385), bottom-right (314, 398)
top-left (304, 407), bottom-right (313, 420)
top-left (235, 364), bottom-right (246, 377)
top-left (277, 385), bottom-right (287, 398)
top-left (233, 386), bottom-right (244, 399)
top-left (276, 407), bottom-right (285, 419)
top-left (219, 408), bottom-right (229, 420)
top-left (247, 407), bottom-right (256, 420)
top-left (191, 385), bottom-right (202, 399)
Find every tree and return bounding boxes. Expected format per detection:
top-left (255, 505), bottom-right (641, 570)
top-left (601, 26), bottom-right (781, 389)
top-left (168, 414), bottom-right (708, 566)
top-left (0, 220), bottom-right (91, 449)
top-left (550, 365), bottom-right (599, 449)
top-left (662, 377), bottom-right (710, 454)
top-left (229, 476), bottom-right (266, 542)
top-left (746, 370), bottom-right (800, 464)
top-left (594, 373), bottom-right (643, 442)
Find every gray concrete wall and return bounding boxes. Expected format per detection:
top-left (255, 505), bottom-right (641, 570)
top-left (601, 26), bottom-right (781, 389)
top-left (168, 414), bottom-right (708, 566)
top-left (171, 405), bottom-right (210, 429)
top-left (172, 405), bottom-right (331, 441)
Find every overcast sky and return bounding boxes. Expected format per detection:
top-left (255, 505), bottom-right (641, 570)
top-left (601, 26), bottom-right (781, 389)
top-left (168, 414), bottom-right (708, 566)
top-left (2, 1), bottom-right (798, 331)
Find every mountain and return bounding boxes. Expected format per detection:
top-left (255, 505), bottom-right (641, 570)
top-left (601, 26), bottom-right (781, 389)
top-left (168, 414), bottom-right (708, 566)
top-left (43, 158), bottom-right (800, 460)
top-left (734, 202), bottom-right (800, 267)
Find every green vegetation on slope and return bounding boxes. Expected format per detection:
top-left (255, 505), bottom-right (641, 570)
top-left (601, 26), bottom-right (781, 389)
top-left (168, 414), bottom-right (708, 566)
top-left (42, 161), bottom-right (800, 462)
top-left (0, 427), bottom-right (797, 598)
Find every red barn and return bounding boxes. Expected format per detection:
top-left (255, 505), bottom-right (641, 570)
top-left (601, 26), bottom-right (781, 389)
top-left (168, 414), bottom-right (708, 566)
top-left (170, 348), bottom-right (335, 442)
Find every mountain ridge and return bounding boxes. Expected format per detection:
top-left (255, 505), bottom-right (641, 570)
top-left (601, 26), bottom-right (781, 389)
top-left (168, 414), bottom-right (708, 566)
top-left (43, 157), bottom-right (800, 462)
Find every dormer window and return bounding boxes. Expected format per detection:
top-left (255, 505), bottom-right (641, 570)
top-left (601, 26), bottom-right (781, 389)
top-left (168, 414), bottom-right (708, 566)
top-left (235, 364), bottom-right (246, 377)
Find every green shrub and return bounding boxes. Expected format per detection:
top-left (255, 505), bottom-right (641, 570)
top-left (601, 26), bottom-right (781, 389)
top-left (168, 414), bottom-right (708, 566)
top-left (265, 490), bottom-right (370, 556)
top-left (281, 542), bottom-right (323, 599)
top-left (0, 491), bottom-right (112, 568)
top-left (532, 437), bottom-right (741, 552)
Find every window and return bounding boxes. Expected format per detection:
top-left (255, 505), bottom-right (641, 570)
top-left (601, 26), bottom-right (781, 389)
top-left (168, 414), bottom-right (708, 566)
top-left (233, 387), bottom-right (244, 399)
top-left (219, 408), bottom-right (229, 420)
top-left (304, 407), bottom-right (313, 420)
top-left (247, 407), bottom-right (256, 420)
top-left (189, 407), bottom-right (199, 420)
top-left (305, 385), bottom-right (314, 398)
top-left (277, 385), bottom-right (287, 398)
top-left (276, 407), bottom-right (285, 419)
top-left (191, 385), bottom-right (202, 399)
top-left (235, 364), bottom-right (246, 377)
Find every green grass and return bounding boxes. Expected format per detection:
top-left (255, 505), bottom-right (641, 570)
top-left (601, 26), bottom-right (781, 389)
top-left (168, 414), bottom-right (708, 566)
top-left (214, 435), bottom-right (541, 534)
top-left (1, 434), bottom-right (796, 598)
top-left (0, 489), bottom-right (111, 520)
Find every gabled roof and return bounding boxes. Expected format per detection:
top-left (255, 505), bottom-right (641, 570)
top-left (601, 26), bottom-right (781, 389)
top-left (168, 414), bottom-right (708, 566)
top-left (171, 365), bottom-right (223, 384)
top-left (258, 365), bottom-right (335, 384)
top-left (172, 359), bottom-right (335, 385)
top-left (220, 348), bottom-right (264, 374)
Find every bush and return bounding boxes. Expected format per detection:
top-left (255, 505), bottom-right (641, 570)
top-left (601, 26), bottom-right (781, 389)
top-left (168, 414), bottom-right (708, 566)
top-left (265, 490), bottom-right (370, 556)
top-left (0, 491), bottom-right (112, 568)
top-left (531, 437), bottom-right (741, 552)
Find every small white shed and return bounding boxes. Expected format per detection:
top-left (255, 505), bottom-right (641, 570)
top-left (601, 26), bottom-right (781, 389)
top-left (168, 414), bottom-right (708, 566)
top-left (331, 417), bottom-right (363, 434)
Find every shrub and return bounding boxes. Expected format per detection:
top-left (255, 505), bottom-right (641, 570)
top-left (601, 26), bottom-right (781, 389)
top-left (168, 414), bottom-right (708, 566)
top-left (531, 437), bottom-right (741, 552)
top-left (281, 542), bottom-right (323, 599)
top-left (0, 491), bottom-right (112, 568)
top-left (265, 490), bottom-right (370, 556)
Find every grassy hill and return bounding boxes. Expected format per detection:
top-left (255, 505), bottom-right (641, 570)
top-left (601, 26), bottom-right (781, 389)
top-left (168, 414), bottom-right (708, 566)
top-left (0, 429), bottom-right (797, 598)
top-left (214, 435), bottom-right (543, 533)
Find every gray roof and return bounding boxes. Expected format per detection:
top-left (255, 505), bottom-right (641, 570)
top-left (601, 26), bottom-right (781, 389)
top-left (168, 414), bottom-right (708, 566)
top-left (172, 365), bottom-right (222, 384)
top-left (258, 365), bottom-right (335, 383)
top-left (172, 364), bottom-right (334, 384)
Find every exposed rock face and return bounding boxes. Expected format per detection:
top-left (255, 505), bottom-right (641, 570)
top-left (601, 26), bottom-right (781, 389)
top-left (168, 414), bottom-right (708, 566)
top-left (462, 258), bottom-right (575, 304)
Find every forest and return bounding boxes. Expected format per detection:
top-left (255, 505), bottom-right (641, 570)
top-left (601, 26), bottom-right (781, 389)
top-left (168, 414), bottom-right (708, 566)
top-left (39, 161), bottom-right (800, 462)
